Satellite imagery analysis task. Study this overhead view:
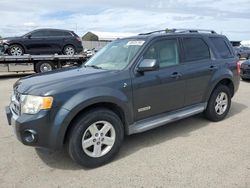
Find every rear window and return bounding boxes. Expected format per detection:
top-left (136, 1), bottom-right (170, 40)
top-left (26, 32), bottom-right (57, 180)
top-left (47, 30), bottom-right (72, 37)
top-left (183, 38), bottom-right (210, 62)
top-left (210, 37), bottom-right (233, 59)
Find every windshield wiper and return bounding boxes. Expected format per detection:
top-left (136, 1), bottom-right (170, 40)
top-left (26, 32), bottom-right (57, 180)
top-left (84, 65), bottom-right (102, 69)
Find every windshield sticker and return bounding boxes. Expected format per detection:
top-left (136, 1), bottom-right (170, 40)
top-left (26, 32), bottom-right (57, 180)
top-left (127, 41), bottom-right (145, 46)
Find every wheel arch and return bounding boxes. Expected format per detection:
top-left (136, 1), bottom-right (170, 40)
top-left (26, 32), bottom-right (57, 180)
top-left (205, 77), bottom-right (235, 102)
top-left (63, 101), bottom-right (128, 145)
top-left (49, 86), bottom-right (133, 149)
top-left (8, 43), bottom-right (26, 53)
top-left (62, 44), bottom-right (76, 53)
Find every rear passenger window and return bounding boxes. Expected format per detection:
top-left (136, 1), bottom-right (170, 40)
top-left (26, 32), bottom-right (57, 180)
top-left (144, 39), bottom-right (179, 68)
top-left (47, 31), bottom-right (72, 37)
top-left (183, 38), bottom-right (210, 61)
top-left (210, 37), bottom-right (233, 59)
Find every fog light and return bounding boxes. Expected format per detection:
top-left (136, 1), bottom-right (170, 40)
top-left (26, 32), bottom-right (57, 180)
top-left (23, 130), bottom-right (37, 143)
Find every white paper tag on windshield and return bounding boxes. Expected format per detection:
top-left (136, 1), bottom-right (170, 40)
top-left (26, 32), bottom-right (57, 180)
top-left (127, 41), bottom-right (145, 46)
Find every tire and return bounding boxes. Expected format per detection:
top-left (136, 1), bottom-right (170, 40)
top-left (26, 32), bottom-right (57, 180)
top-left (8, 44), bottom-right (24, 56)
top-left (35, 61), bottom-right (55, 73)
top-left (63, 45), bottom-right (76, 55)
top-left (204, 85), bottom-right (231, 122)
top-left (67, 108), bottom-right (124, 168)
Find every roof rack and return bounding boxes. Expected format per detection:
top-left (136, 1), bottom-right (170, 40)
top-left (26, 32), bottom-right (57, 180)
top-left (139, 28), bottom-right (216, 35)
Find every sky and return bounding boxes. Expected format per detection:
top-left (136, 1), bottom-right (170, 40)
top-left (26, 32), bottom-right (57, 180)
top-left (0, 0), bottom-right (250, 40)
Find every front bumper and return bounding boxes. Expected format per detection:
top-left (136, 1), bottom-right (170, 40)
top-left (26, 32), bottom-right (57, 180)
top-left (5, 106), bottom-right (52, 147)
top-left (0, 44), bottom-right (8, 55)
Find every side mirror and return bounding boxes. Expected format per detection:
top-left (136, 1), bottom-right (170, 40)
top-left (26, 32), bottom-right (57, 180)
top-left (137, 59), bottom-right (159, 72)
top-left (26, 34), bottom-right (32, 39)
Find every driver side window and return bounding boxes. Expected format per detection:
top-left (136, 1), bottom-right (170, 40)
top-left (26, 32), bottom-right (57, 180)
top-left (144, 39), bottom-right (179, 68)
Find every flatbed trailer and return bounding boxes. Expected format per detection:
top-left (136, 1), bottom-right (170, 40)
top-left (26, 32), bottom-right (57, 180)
top-left (0, 54), bottom-right (87, 73)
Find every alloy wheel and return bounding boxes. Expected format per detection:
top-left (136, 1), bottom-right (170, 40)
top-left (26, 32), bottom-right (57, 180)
top-left (64, 46), bottom-right (75, 55)
top-left (82, 121), bottom-right (116, 158)
top-left (10, 46), bottom-right (23, 56)
top-left (214, 92), bottom-right (228, 115)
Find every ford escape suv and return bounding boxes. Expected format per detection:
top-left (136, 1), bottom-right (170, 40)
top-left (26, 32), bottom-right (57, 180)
top-left (5, 29), bottom-right (240, 168)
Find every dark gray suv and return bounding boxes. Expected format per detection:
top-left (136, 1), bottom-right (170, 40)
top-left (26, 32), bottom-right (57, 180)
top-left (5, 29), bottom-right (240, 168)
top-left (0, 29), bottom-right (83, 56)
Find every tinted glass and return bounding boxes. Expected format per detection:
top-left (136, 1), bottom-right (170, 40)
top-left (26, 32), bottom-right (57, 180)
top-left (47, 30), bottom-right (72, 37)
top-left (183, 38), bottom-right (210, 61)
top-left (31, 30), bottom-right (47, 37)
top-left (144, 39), bottom-right (179, 68)
top-left (210, 37), bottom-right (233, 59)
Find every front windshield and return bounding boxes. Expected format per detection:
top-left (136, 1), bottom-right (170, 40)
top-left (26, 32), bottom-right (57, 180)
top-left (85, 39), bottom-right (145, 70)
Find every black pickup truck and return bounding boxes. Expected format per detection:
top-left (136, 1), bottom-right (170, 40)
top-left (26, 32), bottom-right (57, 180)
top-left (6, 29), bottom-right (240, 168)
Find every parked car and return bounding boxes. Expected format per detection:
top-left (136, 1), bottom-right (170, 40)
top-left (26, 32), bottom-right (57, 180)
top-left (240, 60), bottom-right (250, 80)
top-left (234, 46), bottom-right (250, 59)
top-left (6, 29), bottom-right (240, 168)
top-left (0, 29), bottom-right (83, 56)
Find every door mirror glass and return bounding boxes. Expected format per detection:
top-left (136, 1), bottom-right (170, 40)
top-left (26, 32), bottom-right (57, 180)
top-left (137, 59), bottom-right (159, 72)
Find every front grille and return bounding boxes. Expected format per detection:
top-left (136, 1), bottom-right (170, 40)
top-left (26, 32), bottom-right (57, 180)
top-left (14, 90), bottom-right (21, 101)
top-left (10, 90), bottom-right (21, 116)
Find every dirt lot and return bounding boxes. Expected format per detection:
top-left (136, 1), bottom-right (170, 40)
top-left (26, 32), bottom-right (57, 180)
top-left (0, 73), bottom-right (250, 188)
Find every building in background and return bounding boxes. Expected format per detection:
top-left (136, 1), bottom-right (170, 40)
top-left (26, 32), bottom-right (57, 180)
top-left (241, 40), bottom-right (250, 47)
top-left (230, 41), bottom-right (241, 47)
top-left (82, 31), bottom-right (136, 50)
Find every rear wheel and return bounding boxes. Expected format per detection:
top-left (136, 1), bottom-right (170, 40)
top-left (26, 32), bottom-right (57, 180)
top-left (67, 108), bottom-right (124, 168)
top-left (204, 85), bottom-right (231, 122)
top-left (63, 45), bottom-right (76, 55)
top-left (35, 61), bottom-right (55, 73)
top-left (8, 44), bottom-right (24, 56)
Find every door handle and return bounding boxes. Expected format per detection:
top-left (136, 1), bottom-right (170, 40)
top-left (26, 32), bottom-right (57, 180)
top-left (171, 72), bottom-right (182, 79)
top-left (209, 65), bottom-right (218, 71)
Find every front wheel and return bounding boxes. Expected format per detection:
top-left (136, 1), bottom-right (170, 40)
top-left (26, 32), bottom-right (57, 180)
top-left (67, 108), bottom-right (124, 168)
top-left (8, 44), bottom-right (24, 56)
top-left (204, 85), bottom-right (231, 122)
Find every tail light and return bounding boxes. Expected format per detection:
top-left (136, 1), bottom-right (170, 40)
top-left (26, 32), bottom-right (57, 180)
top-left (236, 61), bottom-right (241, 75)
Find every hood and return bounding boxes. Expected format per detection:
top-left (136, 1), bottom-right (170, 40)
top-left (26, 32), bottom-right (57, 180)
top-left (1, 37), bottom-right (23, 41)
top-left (14, 67), bottom-right (114, 95)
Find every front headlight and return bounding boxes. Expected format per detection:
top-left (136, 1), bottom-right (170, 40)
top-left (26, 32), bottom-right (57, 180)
top-left (21, 95), bottom-right (53, 114)
top-left (0, 39), bottom-right (9, 44)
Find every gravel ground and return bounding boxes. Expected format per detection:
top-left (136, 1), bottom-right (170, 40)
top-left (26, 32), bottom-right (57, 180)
top-left (0, 73), bottom-right (250, 188)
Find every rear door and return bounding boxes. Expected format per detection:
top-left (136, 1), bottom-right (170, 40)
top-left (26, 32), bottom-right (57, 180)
top-left (45, 30), bottom-right (66, 54)
top-left (180, 37), bottom-right (214, 106)
top-left (132, 37), bottom-right (186, 121)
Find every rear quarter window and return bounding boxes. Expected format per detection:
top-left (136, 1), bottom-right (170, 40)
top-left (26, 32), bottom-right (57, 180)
top-left (210, 37), bottom-right (233, 59)
top-left (182, 38), bottom-right (210, 62)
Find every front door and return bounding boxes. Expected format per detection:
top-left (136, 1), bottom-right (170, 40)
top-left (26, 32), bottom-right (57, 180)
top-left (132, 38), bottom-right (186, 121)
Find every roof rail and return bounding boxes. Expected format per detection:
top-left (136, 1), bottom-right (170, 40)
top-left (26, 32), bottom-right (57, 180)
top-left (139, 28), bottom-right (216, 35)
